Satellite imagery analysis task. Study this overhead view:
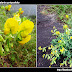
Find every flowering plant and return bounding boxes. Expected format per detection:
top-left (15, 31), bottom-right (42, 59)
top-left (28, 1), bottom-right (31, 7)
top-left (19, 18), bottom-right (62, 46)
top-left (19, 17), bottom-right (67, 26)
top-left (0, 5), bottom-right (35, 67)
top-left (38, 24), bottom-right (72, 67)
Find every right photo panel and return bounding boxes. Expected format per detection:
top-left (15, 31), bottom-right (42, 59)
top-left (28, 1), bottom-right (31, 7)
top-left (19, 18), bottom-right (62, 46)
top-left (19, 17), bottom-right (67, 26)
top-left (37, 4), bottom-right (72, 67)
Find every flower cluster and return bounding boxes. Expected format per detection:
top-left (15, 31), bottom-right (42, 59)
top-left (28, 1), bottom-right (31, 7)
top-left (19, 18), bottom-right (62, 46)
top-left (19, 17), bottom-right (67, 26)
top-left (18, 8), bottom-right (24, 14)
top-left (5, 5), bottom-right (12, 11)
top-left (4, 13), bottom-right (34, 45)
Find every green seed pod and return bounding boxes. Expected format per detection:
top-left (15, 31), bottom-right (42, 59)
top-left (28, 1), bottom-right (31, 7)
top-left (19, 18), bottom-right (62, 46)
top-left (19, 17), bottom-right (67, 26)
top-left (1, 6), bottom-right (5, 9)
top-left (4, 45), bottom-right (9, 52)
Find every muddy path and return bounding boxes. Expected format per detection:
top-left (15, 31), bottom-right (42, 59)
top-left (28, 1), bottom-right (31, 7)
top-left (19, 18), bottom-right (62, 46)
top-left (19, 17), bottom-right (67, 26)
top-left (37, 5), bottom-right (64, 67)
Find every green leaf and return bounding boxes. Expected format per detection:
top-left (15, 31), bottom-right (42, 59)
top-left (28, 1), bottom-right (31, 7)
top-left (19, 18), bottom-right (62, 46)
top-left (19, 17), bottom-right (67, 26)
top-left (23, 59), bottom-right (28, 64)
top-left (11, 57), bottom-right (15, 61)
top-left (21, 16), bottom-right (31, 22)
top-left (16, 32), bottom-right (22, 41)
top-left (7, 39), bottom-right (9, 47)
top-left (47, 55), bottom-right (50, 59)
top-left (45, 54), bottom-right (48, 59)
top-left (42, 47), bottom-right (46, 52)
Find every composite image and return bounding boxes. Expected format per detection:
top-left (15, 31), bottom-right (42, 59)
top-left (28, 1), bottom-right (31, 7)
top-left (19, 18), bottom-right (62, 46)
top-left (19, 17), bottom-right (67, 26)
top-left (0, 4), bottom-right (72, 68)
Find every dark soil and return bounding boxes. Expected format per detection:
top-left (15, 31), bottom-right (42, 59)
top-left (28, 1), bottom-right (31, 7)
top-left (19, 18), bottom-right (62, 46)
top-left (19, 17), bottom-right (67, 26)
top-left (37, 5), bottom-right (64, 67)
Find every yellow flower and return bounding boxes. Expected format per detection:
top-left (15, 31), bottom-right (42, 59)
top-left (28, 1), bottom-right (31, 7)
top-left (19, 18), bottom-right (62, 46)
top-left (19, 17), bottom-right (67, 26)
top-left (70, 36), bottom-right (72, 39)
top-left (61, 37), bottom-right (63, 39)
top-left (50, 63), bottom-right (52, 65)
top-left (66, 15), bottom-right (69, 19)
top-left (4, 28), bottom-right (10, 35)
top-left (51, 30), bottom-right (53, 33)
top-left (53, 26), bottom-right (56, 29)
top-left (38, 46), bottom-right (42, 50)
top-left (60, 47), bottom-right (64, 53)
top-left (21, 11), bottom-right (24, 14)
top-left (13, 13), bottom-right (20, 18)
top-left (51, 45), bottom-right (54, 48)
top-left (18, 35), bottom-right (31, 45)
top-left (18, 20), bottom-right (34, 37)
top-left (63, 24), bottom-right (68, 29)
top-left (8, 8), bottom-right (10, 11)
top-left (58, 40), bottom-right (62, 43)
top-left (54, 58), bottom-right (56, 60)
top-left (60, 63), bottom-right (63, 66)
top-left (49, 65), bottom-right (51, 67)
top-left (48, 47), bottom-right (51, 49)
top-left (56, 31), bottom-right (60, 35)
top-left (8, 5), bottom-right (11, 9)
top-left (55, 50), bottom-right (57, 52)
top-left (51, 52), bottom-right (52, 54)
top-left (4, 18), bottom-right (19, 34)
top-left (13, 13), bottom-right (21, 24)
top-left (42, 54), bottom-right (45, 58)
top-left (66, 32), bottom-right (68, 34)
top-left (19, 8), bottom-right (22, 11)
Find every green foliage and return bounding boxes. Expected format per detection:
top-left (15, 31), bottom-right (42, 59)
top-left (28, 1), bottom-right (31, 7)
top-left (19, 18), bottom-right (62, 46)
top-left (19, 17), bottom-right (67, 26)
top-left (41, 5), bottom-right (72, 28)
top-left (48, 5), bottom-right (72, 28)
top-left (38, 24), bottom-right (72, 67)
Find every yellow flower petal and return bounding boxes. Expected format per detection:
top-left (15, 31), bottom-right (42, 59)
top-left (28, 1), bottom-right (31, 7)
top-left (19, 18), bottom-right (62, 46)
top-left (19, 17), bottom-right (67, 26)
top-left (49, 65), bottom-right (51, 67)
top-left (48, 47), bottom-right (51, 49)
top-left (51, 45), bottom-right (54, 48)
top-left (55, 50), bottom-right (57, 52)
top-left (50, 63), bottom-right (52, 65)
top-left (4, 28), bottom-right (10, 35)
top-left (13, 13), bottom-right (20, 18)
top-left (62, 47), bottom-right (64, 51)
top-left (18, 35), bottom-right (31, 45)
top-left (38, 46), bottom-right (42, 50)
top-left (53, 26), bottom-right (56, 29)
top-left (66, 15), bottom-right (69, 19)
top-left (19, 8), bottom-right (22, 11)
top-left (51, 30), bottom-right (53, 33)
top-left (42, 54), bottom-right (45, 58)
top-left (8, 5), bottom-right (11, 9)
top-left (8, 8), bottom-right (10, 11)
top-left (70, 36), bottom-right (72, 39)
top-left (18, 20), bottom-right (34, 37)
top-left (60, 47), bottom-right (64, 53)
top-left (61, 37), bottom-right (63, 39)
top-left (58, 40), bottom-right (62, 43)
top-left (54, 58), bottom-right (56, 60)
top-left (21, 11), bottom-right (24, 14)
top-left (4, 18), bottom-right (19, 34)
top-left (63, 24), bottom-right (68, 29)
top-left (56, 31), bottom-right (60, 35)
top-left (51, 52), bottom-right (53, 54)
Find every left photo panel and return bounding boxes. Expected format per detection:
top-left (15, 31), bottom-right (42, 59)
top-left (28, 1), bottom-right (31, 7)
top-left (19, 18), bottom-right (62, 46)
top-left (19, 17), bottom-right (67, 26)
top-left (0, 4), bottom-right (36, 67)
